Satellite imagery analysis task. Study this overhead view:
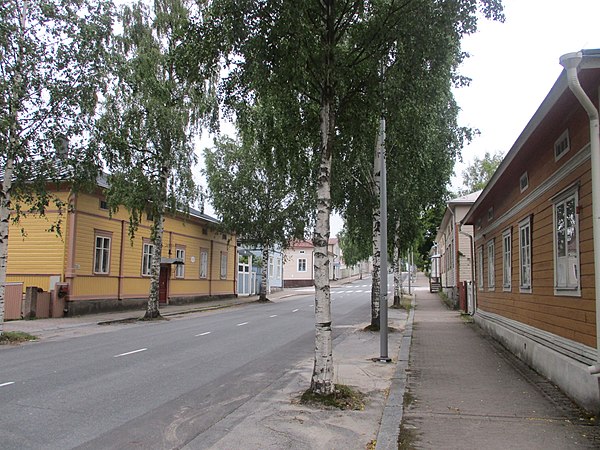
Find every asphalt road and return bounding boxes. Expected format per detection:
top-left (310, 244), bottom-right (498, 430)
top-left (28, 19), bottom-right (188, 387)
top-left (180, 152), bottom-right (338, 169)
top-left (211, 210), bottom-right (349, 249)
top-left (0, 279), bottom-right (378, 449)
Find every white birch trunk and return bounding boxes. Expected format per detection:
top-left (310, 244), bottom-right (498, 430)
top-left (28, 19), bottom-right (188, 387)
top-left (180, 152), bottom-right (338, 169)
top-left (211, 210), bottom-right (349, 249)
top-left (393, 234), bottom-right (401, 307)
top-left (311, 93), bottom-right (334, 396)
top-left (0, 159), bottom-right (13, 336)
top-left (145, 213), bottom-right (164, 319)
top-left (1, 0), bottom-right (27, 335)
top-left (371, 133), bottom-right (382, 329)
top-left (259, 246), bottom-right (269, 302)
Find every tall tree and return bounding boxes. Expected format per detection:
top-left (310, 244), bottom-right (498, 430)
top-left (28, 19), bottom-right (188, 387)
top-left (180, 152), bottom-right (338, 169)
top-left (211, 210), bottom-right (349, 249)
top-left (203, 104), bottom-right (314, 301)
top-left (0, 0), bottom-right (114, 335)
top-left (93, 0), bottom-right (217, 319)
top-left (460, 150), bottom-right (504, 194)
top-left (333, 0), bottom-right (502, 329)
top-left (205, 0), bottom-right (503, 395)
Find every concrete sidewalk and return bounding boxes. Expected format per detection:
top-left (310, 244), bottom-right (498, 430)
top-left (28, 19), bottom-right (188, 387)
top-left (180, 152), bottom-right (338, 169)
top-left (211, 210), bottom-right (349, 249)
top-left (399, 286), bottom-right (600, 449)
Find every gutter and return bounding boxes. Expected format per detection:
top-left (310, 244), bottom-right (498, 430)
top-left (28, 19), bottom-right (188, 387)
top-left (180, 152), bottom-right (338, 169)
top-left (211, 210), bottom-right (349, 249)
top-left (560, 51), bottom-right (600, 374)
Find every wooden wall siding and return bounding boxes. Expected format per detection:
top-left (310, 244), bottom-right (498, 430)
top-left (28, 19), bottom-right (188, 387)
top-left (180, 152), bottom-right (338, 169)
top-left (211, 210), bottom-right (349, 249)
top-left (71, 275), bottom-right (119, 297)
top-left (474, 156), bottom-right (595, 348)
top-left (7, 212), bottom-right (65, 276)
top-left (6, 275), bottom-right (60, 292)
top-left (7, 191), bottom-right (236, 307)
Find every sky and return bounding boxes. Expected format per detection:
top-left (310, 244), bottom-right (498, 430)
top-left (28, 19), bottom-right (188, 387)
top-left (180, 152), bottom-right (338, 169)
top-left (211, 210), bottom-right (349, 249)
top-left (200, 0), bottom-right (600, 236)
top-left (451, 0), bottom-right (600, 190)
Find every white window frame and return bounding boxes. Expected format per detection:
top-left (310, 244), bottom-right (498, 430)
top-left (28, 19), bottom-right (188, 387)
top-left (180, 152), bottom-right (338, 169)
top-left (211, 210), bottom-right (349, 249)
top-left (142, 242), bottom-right (154, 277)
top-left (94, 234), bottom-right (111, 274)
top-left (554, 129), bottom-right (570, 161)
top-left (477, 245), bottom-right (484, 291)
top-left (175, 247), bottom-right (185, 278)
top-left (220, 251), bottom-right (228, 279)
top-left (487, 239), bottom-right (495, 291)
top-left (298, 258), bottom-right (307, 272)
top-left (200, 249), bottom-right (208, 279)
top-left (519, 217), bottom-right (532, 293)
top-left (553, 189), bottom-right (580, 296)
top-left (502, 228), bottom-right (511, 291)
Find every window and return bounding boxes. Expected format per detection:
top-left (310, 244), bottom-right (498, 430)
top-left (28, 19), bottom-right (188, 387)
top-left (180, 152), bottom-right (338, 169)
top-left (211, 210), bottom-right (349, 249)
top-left (142, 242), bottom-right (154, 276)
top-left (554, 190), bottom-right (580, 294)
top-left (554, 129), bottom-right (570, 161)
top-left (220, 252), bottom-right (227, 279)
top-left (200, 249), bottom-right (208, 279)
top-left (275, 257), bottom-right (281, 279)
top-left (94, 234), bottom-right (111, 274)
top-left (519, 217), bottom-right (532, 292)
top-left (520, 172), bottom-right (529, 192)
top-left (487, 239), bottom-right (495, 290)
top-left (175, 247), bottom-right (185, 278)
top-left (477, 246), bottom-right (484, 290)
top-left (502, 229), bottom-right (511, 291)
top-left (298, 258), bottom-right (307, 272)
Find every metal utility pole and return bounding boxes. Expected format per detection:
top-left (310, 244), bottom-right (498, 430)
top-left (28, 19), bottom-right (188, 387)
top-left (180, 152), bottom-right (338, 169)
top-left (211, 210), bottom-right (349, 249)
top-left (378, 114), bottom-right (390, 362)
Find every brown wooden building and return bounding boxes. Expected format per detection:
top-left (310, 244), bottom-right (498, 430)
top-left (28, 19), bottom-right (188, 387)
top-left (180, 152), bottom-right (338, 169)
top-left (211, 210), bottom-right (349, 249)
top-left (463, 50), bottom-right (600, 413)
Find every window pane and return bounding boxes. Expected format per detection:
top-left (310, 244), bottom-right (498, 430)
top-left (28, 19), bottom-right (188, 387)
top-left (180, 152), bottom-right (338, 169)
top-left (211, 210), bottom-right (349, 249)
top-left (556, 203), bottom-right (566, 257)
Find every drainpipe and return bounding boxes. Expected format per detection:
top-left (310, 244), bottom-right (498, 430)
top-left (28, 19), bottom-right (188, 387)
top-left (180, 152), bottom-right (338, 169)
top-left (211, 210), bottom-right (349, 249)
top-left (560, 52), bottom-right (600, 374)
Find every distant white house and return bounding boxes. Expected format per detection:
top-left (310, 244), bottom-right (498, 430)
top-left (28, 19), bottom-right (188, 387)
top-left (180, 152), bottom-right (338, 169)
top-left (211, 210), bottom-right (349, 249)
top-left (237, 245), bottom-right (284, 295)
top-left (434, 190), bottom-right (480, 310)
top-left (282, 240), bottom-right (314, 288)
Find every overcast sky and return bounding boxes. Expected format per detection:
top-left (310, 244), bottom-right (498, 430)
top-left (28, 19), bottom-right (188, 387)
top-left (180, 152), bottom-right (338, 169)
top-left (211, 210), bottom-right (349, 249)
top-left (451, 0), bottom-right (600, 191)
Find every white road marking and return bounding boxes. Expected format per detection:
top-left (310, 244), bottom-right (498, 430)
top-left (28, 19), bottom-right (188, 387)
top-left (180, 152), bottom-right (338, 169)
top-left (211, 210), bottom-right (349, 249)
top-left (237, 322), bottom-right (249, 327)
top-left (0, 382), bottom-right (15, 388)
top-left (195, 332), bottom-right (211, 337)
top-left (269, 315), bottom-right (278, 318)
top-left (114, 348), bottom-right (147, 358)
top-left (292, 309), bottom-right (299, 313)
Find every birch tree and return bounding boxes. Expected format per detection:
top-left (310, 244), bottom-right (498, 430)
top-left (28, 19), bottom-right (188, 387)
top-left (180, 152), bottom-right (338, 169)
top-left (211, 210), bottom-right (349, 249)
top-left (205, 0), bottom-right (503, 395)
top-left (0, 0), bottom-right (113, 334)
top-left (203, 104), bottom-right (314, 301)
top-left (93, 0), bottom-right (217, 319)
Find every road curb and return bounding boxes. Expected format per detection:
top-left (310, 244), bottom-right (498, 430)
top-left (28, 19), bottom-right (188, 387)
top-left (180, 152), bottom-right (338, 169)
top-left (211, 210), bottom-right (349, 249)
top-left (375, 293), bottom-right (416, 450)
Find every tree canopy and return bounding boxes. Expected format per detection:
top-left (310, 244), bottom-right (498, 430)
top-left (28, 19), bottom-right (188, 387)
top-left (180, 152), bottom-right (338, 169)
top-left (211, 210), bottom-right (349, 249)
top-left (460, 150), bottom-right (504, 194)
top-left (93, 0), bottom-right (218, 318)
top-left (0, 0), bottom-right (114, 334)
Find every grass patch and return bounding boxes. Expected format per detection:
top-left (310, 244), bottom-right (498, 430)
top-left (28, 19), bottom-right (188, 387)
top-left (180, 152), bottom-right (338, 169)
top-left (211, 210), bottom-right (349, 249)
top-left (0, 331), bottom-right (38, 345)
top-left (460, 313), bottom-right (474, 324)
top-left (299, 384), bottom-right (365, 411)
top-left (398, 423), bottom-right (418, 450)
top-left (391, 297), bottom-right (413, 311)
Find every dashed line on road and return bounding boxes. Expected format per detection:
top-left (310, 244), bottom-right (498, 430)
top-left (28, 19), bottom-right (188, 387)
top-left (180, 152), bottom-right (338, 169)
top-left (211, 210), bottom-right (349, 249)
top-left (0, 382), bottom-right (15, 388)
top-left (114, 348), bottom-right (147, 358)
top-left (195, 331), bottom-right (211, 337)
top-left (236, 322), bottom-right (249, 327)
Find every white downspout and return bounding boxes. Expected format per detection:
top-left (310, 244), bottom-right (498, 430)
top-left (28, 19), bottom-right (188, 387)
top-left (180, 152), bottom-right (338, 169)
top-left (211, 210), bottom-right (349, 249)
top-left (560, 52), bottom-right (600, 375)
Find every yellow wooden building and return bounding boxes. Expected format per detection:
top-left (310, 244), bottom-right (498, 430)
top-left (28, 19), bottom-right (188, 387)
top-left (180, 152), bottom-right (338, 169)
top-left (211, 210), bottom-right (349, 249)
top-left (6, 183), bottom-right (237, 316)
